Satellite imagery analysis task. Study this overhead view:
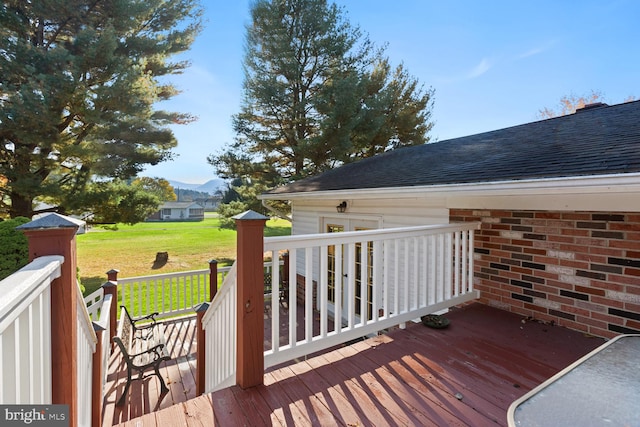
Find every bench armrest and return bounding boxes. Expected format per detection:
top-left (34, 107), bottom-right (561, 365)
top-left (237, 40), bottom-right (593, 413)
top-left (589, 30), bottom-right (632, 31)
top-left (132, 311), bottom-right (158, 325)
top-left (130, 343), bottom-right (167, 359)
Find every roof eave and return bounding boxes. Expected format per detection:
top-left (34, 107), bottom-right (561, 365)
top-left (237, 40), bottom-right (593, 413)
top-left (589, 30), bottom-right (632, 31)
top-left (259, 172), bottom-right (640, 201)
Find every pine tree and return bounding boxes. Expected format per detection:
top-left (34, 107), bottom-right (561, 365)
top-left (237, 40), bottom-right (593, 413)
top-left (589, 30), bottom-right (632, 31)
top-left (209, 0), bottom-right (433, 219)
top-left (0, 0), bottom-right (203, 218)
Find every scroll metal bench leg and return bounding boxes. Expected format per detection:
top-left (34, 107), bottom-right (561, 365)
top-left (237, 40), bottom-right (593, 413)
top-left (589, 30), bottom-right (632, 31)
top-left (116, 367), bottom-right (133, 406)
top-left (155, 362), bottom-right (169, 394)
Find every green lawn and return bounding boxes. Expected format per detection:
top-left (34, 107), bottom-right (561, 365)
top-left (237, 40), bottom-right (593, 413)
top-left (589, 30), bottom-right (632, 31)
top-left (77, 216), bottom-right (290, 296)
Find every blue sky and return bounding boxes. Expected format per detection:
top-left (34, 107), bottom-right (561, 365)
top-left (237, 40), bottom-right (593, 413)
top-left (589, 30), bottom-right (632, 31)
top-left (143, 0), bottom-right (640, 184)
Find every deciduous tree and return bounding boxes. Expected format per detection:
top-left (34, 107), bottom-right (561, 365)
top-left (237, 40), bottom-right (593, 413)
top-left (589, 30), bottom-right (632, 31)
top-left (0, 0), bottom-right (203, 218)
top-left (537, 90), bottom-right (636, 118)
top-left (133, 177), bottom-right (177, 202)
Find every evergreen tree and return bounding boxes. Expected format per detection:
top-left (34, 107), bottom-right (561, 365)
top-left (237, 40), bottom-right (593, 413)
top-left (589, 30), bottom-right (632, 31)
top-left (0, 0), bottom-right (203, 218)
top-left (209, 0), bottom-right (433, 218)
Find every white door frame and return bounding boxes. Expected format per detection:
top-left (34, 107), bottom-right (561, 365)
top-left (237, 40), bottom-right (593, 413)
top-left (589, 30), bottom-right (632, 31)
top-left (320, 215), bottom-right (381, 325)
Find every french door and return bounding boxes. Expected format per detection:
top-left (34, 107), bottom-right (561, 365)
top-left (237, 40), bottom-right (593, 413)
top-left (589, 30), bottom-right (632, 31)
top-left (323, 217), bottom-right (378, 322)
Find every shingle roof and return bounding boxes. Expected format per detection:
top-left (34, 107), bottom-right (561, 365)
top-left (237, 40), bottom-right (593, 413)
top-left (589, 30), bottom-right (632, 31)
top-left (266, 100), bottom-right (640, 195)
top-left (161, 201), bottom-right (202, 209)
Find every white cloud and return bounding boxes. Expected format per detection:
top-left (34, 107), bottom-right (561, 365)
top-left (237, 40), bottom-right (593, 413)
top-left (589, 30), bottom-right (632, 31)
top-left (517, 40), bottom-right (556, 59)
top-left (467, 58), bottom-right (492, 79)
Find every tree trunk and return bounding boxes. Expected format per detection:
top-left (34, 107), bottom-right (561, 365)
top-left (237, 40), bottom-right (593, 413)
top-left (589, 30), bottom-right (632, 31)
top-left (10, 192), bottom-right (33, 218)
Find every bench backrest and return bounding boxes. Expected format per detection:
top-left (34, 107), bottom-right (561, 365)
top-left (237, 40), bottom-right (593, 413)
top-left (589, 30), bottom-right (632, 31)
top-left (114, 306), bottom-right (134, 353)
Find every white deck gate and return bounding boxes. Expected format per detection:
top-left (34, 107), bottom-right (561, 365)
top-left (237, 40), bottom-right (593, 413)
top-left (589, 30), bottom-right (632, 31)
top-left (0, 256), bottom-right (99, 427)
top-left (201, 263), bottom-right (237, 392)
top-left (0, 256), bottom-right (62, 404)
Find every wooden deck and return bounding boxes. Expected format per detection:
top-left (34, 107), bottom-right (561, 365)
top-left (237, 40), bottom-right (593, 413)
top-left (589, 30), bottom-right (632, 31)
top-left (103, 316), bottom-right (199, 426)
top-left (107, 303), bottom-right (605, 426)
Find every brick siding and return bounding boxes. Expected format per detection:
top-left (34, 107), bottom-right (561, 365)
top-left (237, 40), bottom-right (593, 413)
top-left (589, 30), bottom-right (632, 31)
top-left (450, 209), bottom-right (640, 339)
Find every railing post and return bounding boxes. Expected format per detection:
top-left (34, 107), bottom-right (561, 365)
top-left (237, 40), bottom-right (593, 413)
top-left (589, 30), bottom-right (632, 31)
top-left (233, 210), bottom-right (268, 389)
top-left (195, 302), bottom-right (210, 395)
top-left (208, 260), bottom-right (218, 301)
top-left (91, 324), bottom-right (105, 427)
top-left (17, 213), bottom-right (80, 427)
top-left (106, 268), bottom-right (119, 282)
top-left (102, 278), bottom-right (118, 345)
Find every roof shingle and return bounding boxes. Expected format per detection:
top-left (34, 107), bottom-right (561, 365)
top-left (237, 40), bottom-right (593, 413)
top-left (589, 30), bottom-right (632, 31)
top-left (266, 100), bottom-right (640, 195)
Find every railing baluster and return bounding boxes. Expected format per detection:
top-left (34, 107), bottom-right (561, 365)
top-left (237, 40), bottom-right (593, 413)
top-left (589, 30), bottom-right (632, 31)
top-left (347, 242), bottom-right (356, 329)
top-left (137, 280), bottom-right (142, 317)
top-left (317, 246), bottom-right (326, 339)
top-left (445, 232), bottom-right (453, 300)
top-left (146, 278), bottom-right (151, 316)
top-left (421, 236), bottom-right (427, 308)
top-left (335, 243), bottom-right (343, 333)
top-left (159, 279), bottom-right (167, 313)
top-left (304, 248), bottom-right (314, 343)
top-left (183, 275), bottom-right (188, 312)
top-left (271, 252), bottom-right (279, 353)
top-left (28, 304), bottom-right (35, 402)
top-left (372, 240), bottom-right (382, 322)
top-left (403, 239), bottom-right (409, 313)
top-left (412, 237), bottom-right (419, 311)
top-left (284, 250), bottom-right (296, 347)
top-left (454, 231), bottom-right (461, 296)
top-left (128, 282), bottom-right (133, 317)
top-left (393, 239), bottom-right (399, 316)
top-left (429, 235), bottom-right (436, 305)
top-left (468, 230), bottom-right (475, 292)
top-left (438, 233), bottom-right (445, 302)
top-left (169, 277), bottom-right (173, 315)
top-left (382, 240), bottom-right (389, 319)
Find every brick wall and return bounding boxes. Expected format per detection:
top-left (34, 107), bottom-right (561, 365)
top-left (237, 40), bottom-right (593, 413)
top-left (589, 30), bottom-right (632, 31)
top-left (450, 209), bottom-right (640, 339)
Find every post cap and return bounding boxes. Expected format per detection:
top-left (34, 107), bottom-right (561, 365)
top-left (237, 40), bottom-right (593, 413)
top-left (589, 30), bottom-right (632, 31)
top-left (232, 210), bottom-right (269, 221)
top-left (16, 213), bottom-right (80, 231)
top-left (196, 302), bottom-right (211, 313)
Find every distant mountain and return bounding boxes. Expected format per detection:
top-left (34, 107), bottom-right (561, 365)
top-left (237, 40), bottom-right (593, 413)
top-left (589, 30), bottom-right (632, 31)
top-left (168, 178), bottom-right (226, 195)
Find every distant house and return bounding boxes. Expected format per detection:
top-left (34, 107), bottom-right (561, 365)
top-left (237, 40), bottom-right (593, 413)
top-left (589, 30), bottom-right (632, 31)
top-left (147, 201), bottom-right (204, 222)
top-left (260, 100), bottom-right (640, 338)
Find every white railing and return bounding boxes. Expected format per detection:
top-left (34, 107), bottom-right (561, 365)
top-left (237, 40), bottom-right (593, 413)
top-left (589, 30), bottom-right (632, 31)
top-left (202, 262), bottom-right (237, 393)
top-left (263, 222), bottom-right (480, 368)
top-left (119, 263), bottom-right (277, 319)
top-left (83, 283), bottom-right (112, 391)
top-left (84, 287), bottom-right (104, 321)
top-left (119, 268), bottom-right (215, 319)
top-left (201, 222), bottom-right (480, 393)
top-left (76, 285), bottom-right (97, 427)
top-left (95, 293), bottom-right (113, 391)
top-left (0, 255), bottom-right (62, 404)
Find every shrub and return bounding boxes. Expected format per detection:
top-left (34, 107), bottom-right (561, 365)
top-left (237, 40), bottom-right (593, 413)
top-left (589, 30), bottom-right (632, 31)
top-left (0, 217), bottom-right (30, 280)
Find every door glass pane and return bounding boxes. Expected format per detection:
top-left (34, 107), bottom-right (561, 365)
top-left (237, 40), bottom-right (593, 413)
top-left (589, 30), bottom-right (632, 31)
top-left (354, 228), bottom-right (373, 320)
top-left (326, 224), bottom-right (344, 303)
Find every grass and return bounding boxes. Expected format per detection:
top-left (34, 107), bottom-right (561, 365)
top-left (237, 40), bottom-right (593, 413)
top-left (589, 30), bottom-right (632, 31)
top-left (77, 215), bottom-right (290, 296)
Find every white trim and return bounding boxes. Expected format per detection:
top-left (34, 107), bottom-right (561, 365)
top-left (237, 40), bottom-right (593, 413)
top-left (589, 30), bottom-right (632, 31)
top-left (259, 172), bottom-right (640, 201)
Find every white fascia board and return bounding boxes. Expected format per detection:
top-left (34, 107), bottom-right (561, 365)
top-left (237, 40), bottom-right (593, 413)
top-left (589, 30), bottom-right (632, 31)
top-left (258, 173), bottom-right (640, 201)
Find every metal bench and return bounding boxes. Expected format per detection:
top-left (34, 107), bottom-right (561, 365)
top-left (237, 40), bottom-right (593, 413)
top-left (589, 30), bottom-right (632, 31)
top-left (112, 305), bottom-right (170, 406)
top-left (120, 305), bottom-right (159, 339)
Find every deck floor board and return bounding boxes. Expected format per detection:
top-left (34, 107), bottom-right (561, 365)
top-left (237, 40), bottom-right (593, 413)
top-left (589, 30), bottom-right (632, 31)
top-left (106, 303), bottom-right (604, 426)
